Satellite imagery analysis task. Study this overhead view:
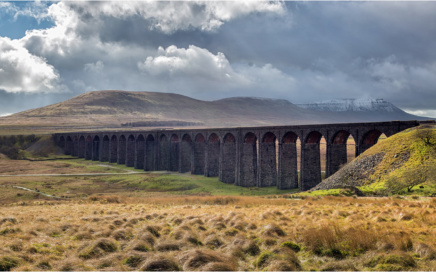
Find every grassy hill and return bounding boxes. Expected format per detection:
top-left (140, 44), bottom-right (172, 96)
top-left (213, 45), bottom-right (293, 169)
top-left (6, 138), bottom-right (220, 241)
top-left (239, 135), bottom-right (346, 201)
top-left (312, 124), bottom-right (436, 196)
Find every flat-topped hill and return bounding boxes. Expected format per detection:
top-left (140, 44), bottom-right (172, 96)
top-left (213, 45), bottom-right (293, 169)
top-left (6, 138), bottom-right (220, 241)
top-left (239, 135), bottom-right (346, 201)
top-left (0, 90), bottom-right (430, 132)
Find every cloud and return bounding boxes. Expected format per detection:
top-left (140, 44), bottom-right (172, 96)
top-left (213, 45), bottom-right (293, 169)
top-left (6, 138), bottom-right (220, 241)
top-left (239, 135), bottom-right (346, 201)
top-left (68, 1), bottom-right (285, 34)
top-left (84, 60), bottom-right (105, 74)
top-left (0, 37), bottom-right (62, 93)
top-left (2, 0), bottom-right (436, 115)
top-left (139, 45), bottom-right (245, 82)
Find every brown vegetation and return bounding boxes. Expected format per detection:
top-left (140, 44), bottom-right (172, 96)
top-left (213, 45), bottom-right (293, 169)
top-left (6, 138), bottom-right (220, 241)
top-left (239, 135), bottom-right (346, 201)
top-left (0, 196), bottom-right (434, 271)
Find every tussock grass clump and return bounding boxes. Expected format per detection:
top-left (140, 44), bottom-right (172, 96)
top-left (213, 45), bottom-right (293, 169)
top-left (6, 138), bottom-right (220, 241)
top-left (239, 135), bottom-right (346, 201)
top-left (262, 223), bottom-right (286, 237)
top-left (155, 241), bottom-right (181, 252)
top-left (112, 228), bottom-right (134, 241)
top-left (0, 256), bottom-right (20, 271)
top-left (364, 251), bottom-right (416, 271)
top-left (122, 254), bottom-right (146, 268)
top-left (180, 249), bottom-right (230, 271)
top-left (138, 233), bottom-right (156, 247)
top-left (129, 241), bottom-right (151, 252)
top-left (204, 235), bottom-right (224, 249)
top-left (280, 241), bottom-right (301, 252)
top-left (144, 225), bottom-right (161, 238)
top-left (140, 255), bottom-right (180, 271)
top-left (415, 243), bottom-right (436, 260)
top-left (35, 260), bottom-right (52, 270)
top-left (78, 238), bottom-right (118, 259)
top-left (0, 217), bottom-right (18, 225)
top-left (320, 259), bottom-right (357, 271)
top-left (301, 223), bottom-right (378, 258)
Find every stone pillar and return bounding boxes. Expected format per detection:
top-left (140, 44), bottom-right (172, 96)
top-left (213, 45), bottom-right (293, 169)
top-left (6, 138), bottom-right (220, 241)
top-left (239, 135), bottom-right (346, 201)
top-left (326, 143), bottom-right (347, 177)
top-left (278, 142), bottom-right (298, 189)
top-left (109, 136), bottom-right (118, 163)
top-left (170, 135), bottom-right (180, 172)
top-left (158, 136), bottom-right (169, 170)
top-left (65, 138), bottom-right (73, 156)
top-left (180, 136), bottom-right (192, 173)
top-left (135, 137), bottom-right (145, 170)
top-left (259, 134), bottom-right (277, 187)
top-left (219, 133), bottom-right (236, 184)
top-left (192, 135), bottom-right (205, 175)
top-left (118, 136), bottom-right (126, 164)
top-left (145, 137), bottom-right (156, 171)
top-left (205, 135), bottom-right (220, 177)
top-left (92, 137), bottom-right (100, 161)
top-left (72, 137), bottom-right (79, 157)
top-left (126, 136), bottom-right (135, 167)
top-left (100, 137), bottom-right (110, 162)
top-left (85, 137), bottom-right (92, 160)
top-left (300, 143), bottom-right (321, 191)
top-left (240, 133), bottom-right (257, 187)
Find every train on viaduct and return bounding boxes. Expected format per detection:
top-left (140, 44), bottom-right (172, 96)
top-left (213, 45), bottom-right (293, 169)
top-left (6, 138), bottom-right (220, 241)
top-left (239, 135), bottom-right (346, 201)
top-left (54, 120), bottom-right (429, 191)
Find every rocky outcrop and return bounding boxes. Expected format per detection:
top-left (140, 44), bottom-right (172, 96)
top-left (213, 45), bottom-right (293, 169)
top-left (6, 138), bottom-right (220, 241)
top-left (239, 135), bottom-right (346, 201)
top-left (312, 153), bottom-right (385, 191)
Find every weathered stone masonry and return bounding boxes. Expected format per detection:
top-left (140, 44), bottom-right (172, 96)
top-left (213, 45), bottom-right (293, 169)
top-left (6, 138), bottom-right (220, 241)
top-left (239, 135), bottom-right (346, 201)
top-left (55, 120), bottom-right (431, 191)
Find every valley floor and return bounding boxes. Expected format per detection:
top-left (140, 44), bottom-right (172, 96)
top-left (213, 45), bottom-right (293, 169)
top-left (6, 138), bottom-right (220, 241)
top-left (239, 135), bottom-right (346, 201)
top-left (0, 157), bottom-right (435, 271)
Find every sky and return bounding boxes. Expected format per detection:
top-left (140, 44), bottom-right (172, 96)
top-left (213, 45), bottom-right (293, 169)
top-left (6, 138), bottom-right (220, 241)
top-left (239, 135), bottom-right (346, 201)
top-left (0, 1), bottom-right (435, 118)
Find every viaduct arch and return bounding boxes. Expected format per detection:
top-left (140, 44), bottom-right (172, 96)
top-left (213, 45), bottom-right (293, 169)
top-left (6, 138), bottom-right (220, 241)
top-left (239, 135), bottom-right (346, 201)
top-left (54, 120), bottom-right (430, 191)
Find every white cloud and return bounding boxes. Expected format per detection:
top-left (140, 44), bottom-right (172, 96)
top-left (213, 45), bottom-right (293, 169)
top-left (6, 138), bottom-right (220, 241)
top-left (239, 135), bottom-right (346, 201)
top-left (139, 45), bottom-right (245, 82)
top-left (21, 2), bottom-right (80, 57)
top-left (68, 1), bottom-right (285, 33)
top-left (0, 37), bottom-right (61, 93)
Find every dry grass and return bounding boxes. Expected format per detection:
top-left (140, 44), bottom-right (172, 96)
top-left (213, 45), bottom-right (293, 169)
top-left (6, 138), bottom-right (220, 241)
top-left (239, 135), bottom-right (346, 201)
top-left (0, 195), bottom-right (435, 271)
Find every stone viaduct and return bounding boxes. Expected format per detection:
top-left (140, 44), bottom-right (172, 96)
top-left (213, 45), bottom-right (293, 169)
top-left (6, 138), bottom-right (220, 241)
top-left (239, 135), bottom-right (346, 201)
top-left (54, 120), bottom-right (426, 191)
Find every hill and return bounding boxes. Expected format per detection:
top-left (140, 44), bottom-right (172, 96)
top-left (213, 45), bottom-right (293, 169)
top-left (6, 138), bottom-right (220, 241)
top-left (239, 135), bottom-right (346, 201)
top-left (297, 98), bottom-right (428, 123)
top-left (312, 124), bottom-right (436, 195)
top-left (0, 90), bottom-right (431, 132)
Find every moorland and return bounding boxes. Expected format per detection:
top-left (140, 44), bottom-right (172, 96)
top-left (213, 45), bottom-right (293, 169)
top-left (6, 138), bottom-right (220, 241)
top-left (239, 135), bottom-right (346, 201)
top-left (0, 125), bottom-right (435, 271)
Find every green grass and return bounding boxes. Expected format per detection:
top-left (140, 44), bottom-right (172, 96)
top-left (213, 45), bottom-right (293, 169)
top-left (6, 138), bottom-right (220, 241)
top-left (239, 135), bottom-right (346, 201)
top-left (0, 157), bottom-right (297, 203)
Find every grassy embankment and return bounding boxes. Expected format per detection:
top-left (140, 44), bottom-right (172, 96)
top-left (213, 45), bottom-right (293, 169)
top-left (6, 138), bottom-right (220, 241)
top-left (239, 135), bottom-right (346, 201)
top-left (300, 125), bottom-right (435, 197)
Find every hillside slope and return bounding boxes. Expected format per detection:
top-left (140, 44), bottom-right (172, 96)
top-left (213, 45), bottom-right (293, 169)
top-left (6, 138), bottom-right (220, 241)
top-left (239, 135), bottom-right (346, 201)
top-left (312, 124), bottom-right (436, 194)
top-left (0, 90), bottom-right (431, 130)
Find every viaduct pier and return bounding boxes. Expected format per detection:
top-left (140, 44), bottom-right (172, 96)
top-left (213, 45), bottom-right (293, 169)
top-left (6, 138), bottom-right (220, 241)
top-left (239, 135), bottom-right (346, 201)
top-left (54, 120), bottom-right (427, 191)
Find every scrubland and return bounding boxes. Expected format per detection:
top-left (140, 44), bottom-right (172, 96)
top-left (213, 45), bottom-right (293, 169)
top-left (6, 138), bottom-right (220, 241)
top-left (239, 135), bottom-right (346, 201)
top-left (0, 194), bottom-right (435, 271)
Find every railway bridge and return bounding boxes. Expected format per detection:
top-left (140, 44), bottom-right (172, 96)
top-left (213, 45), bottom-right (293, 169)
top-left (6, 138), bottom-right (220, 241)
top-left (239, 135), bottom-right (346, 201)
top-left (54, 120), bottom-right (426, 191)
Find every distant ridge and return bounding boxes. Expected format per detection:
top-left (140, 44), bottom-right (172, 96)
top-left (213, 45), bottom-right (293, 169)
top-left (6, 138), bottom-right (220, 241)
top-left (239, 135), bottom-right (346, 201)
top-left (0, 90), bottom-right (431, 131)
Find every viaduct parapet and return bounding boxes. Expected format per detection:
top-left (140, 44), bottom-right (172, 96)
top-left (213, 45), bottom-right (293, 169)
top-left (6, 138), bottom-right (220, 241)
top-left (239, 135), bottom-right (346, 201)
top-left (54, 120), bottom-right (430, 191)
